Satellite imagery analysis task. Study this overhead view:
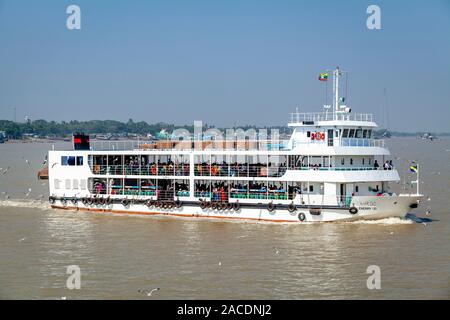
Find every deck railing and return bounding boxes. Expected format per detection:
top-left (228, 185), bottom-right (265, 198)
top-left (289, 112), bottom-right (374, 124)
top-left (90, 139), bottom-right (290, 151)
top-left (340, 138), bottom-right (384, 148)
top-left (89, 164), bottom-right (393, 176)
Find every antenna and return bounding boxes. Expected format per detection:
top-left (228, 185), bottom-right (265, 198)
top-left (383, 88), bottom-right (390, 130)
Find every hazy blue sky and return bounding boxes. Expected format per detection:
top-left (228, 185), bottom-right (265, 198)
top-left (0, 0), bottom-right (449, 131)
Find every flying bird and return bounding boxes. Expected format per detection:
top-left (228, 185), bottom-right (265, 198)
top-left (138, 288), bottom-right (160, 296)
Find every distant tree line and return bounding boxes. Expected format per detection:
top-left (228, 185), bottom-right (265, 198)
top-left (0, 118), bottom-right (290, 139)
top-left (0, 119), bottom-right (190, 139)
top-left (0, 118), bottom-right (447, 139)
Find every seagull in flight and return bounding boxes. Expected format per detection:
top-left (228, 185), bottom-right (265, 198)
top-left (138, 288), bottom-right (160, 296)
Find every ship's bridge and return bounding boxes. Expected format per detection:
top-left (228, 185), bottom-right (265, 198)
top-left (287, 111), bottom-right (384, 151)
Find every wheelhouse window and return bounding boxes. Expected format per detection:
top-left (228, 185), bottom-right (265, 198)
top-left (355, 129), bottom-right (363, 138)
top-left (342, 129), bottom-right (349, 138)
top-left (362, 129), bottom-right (368, 138)
top-left (348, 129), bottom-right (355, 138)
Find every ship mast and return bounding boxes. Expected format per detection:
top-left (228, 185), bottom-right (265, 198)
top-left (333, 66), bottom-right (340, 115)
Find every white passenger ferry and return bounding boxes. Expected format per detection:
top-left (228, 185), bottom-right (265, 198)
top-left (47, 67), bottom-right (422, 223)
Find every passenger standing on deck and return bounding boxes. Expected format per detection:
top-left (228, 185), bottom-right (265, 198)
top-left (220, 187), bottom-right (225, 202)
top-left (374, 160), bottom-right (379, 169)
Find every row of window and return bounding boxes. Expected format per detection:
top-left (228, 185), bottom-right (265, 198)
top-left (342, 129), bottom-right (372, 139)
top-left (54, 178), bottom-right (87, 190)
top-left (61, 156), bottom-right (84, 166)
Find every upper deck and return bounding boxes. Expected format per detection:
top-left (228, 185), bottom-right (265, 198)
top-left (288, 112), bottom-right (376, 127)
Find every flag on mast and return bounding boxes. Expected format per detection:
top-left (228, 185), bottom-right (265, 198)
top-left (409, 165), bottom-right (418, 173)
top-left (318, 73), bottom-right (328, 81)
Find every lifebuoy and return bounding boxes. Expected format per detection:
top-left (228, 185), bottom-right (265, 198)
top-left (105, 197), bottom-right (112, 205)
top-left (121, 198), bottom-right (130, 207)
top-left (81, 197), bottom-right (88, 205)
top-left (233, 201), bottom-right (240, 211)
top-left (211, 202), bottom-right (217, 210)
top-left (315, 132), bottom-right (321, 140)
top-left (87, 197), bottom-right (94, 205)
top-left (349, 207), bottom-right (358, 214)
top-left (267, 202), bottom-right (275, 212)
top-left (71, 198), bottom-right (78, 205)
top-left (288, 202), bottom-right (296, 213)
top-left (146, 199), bottom-right (153, 207)
top-left (226, 202), bottom-right (233, 210)
top-left (298, 212), bottom-right (306, 221)
top-left (200, 200), bottom-right (206, 210)
top-left (49, 196), bottom-right (56, 204)
top-left (320, 132), bottom-right (325, 140)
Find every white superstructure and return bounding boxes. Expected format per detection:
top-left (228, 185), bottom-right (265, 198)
top-left (47, 68), bottom-right (422, 223)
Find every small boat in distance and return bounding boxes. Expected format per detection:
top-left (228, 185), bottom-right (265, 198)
top-left (46, 67), bottom-right (422, 223)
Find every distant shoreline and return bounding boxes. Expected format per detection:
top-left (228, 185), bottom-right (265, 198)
top-left (2, 136), bottom-right (448, 145)
top-left (1, 119), bottom-right (449, 141)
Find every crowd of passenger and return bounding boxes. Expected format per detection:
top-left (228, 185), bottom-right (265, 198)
top-left (193, 181), bottom-right (301, 200)
top-left (195, 162), bottom-right (287, 177)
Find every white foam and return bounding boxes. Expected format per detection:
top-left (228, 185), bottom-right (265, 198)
top-left (345, 217), bottom-right (414, 225)
top-left (0, 199), bottom-right (51, 211)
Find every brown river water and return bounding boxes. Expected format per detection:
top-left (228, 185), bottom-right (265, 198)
top-left (0, 138), bottom-right (449, 299)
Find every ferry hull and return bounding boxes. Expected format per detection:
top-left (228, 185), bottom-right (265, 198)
top-left (50, 195), bottom-right (421, 223)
